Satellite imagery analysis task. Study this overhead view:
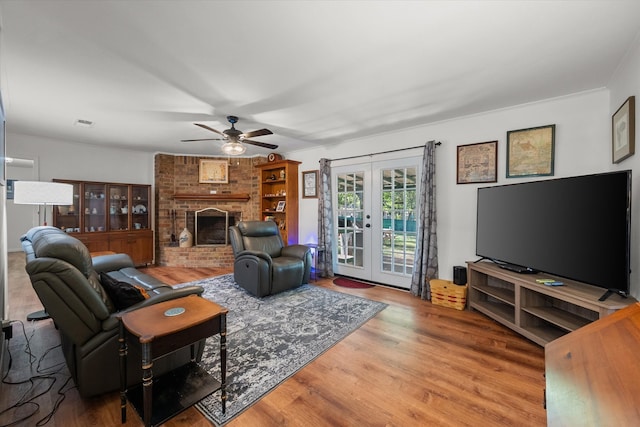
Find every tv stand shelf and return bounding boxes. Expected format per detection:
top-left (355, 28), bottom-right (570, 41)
top-left (467, 261), bottom-right (636, 346)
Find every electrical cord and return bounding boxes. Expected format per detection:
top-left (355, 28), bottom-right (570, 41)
top-left (0, 320), bottom-right (75, 426)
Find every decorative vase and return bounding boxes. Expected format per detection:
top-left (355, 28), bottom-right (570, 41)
top-left (179, 227), bottom-right (193, 247)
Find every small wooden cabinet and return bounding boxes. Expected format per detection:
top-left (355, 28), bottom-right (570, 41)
top-left (467, 261), bottom-right (636, 346)
top-left (53, 179), bottom-right (153, 265)
top-left (255, 160), bottom-right (300, 245)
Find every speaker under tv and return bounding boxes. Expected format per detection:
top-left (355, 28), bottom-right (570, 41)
top-left (475, 170), bottom-right (631, 300)
top-left (453, 266), bottom-right (467, 285)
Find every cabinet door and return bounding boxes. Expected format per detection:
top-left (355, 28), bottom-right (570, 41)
top-left (76, 233), bottom-right (110, 253)
top-left (109, 231), bottom-right (153, 265)
top-left (131, 230), bottom-right (153, 264)
top-left (108, 184), bottom-right (130, 231)
top-left (84, 183), bottom-right (107, 233)
top-left (53, 180), bottom-right (81, 233)
top-left (130, 185), bottom-right (150, 230)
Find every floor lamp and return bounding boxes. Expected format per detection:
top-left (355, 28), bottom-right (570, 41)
top-left (13, 180), bottom-right (73, 226)
top-left (13, 180), bottom-right (73, 321)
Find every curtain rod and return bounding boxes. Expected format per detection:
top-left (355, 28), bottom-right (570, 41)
top-left (323, 141), bottom-right (441, 162)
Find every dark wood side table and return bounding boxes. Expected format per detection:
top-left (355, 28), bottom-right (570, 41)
top-left (118, 295), bottom-right (228, 427)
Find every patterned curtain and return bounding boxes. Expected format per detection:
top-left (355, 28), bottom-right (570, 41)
top-left (410, 141), bottom-right (438, 300)
top-left (317, 158), bottom-right (334, 277)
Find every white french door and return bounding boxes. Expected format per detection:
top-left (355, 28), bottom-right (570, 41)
top-left (332, 157), bottom-right (419, 289)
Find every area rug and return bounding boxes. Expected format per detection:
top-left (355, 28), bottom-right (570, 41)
top-left (176, 274), bottom-right (387, 426)
top-left (333, 276), bottom-right (376, 289)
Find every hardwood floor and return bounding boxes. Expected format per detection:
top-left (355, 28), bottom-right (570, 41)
top-left (1, 252), bottom-right (547, 426)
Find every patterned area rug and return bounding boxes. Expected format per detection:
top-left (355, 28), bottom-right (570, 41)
top-left (177, 274), bottom-right (387, 426)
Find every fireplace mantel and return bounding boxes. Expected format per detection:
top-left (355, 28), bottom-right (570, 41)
top-left (173, 193), bottom-right (250, 202)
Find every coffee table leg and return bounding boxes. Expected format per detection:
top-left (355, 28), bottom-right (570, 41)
top-left (141, 342), bottom-right (153, 427)
top-left (119, 321), bottom-right (127, 423)
top-left (220, 313), bottom-right (227, 414)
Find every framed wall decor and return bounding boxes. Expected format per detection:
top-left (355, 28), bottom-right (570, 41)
top-left (456, 141), bottom-right (498, 184)
top-left (0, 95), bottom-right (5, 186)
top-left (302, 170), bottom-right (319, 198)
top-left (199, 159), bottom-right (228, 184)
top-left (6, 179), bottom-right (16, 200)
top-left (612, 96), bottom-right (635, 164)
top-left (506, 124), bottom-right (555, 178)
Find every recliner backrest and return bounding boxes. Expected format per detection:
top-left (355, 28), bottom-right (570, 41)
top-left (237, 220), bottom-right (284, 258)
top-left (21, 226), bottom-right (114, 313)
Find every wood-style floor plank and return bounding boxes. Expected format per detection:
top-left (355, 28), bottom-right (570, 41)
top-left (1, 252), bottom-right (546, 426)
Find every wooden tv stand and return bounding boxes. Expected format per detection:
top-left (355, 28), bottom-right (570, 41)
top-left (467, 261), bottom-right (636, 346)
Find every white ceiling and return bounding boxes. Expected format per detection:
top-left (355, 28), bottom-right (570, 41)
top-left (1, 1), bottom-right (640, 157)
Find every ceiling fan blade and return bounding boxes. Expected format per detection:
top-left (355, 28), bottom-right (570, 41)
top-left (242, 128), bottom-right (273, 139)
top-left (180, 138), bottom-right (225, 142)
top-left (243, 139), bottom-right (279, 150)
top-left (194, 123), bottom-right (225, 136)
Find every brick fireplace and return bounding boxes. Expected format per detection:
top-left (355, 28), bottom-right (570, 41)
top-left (187, 208), bottom-right (242, 246)
top-left (154, 154), bottom-right (268, 267)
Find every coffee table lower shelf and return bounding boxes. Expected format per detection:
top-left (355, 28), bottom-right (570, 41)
top-left (127, 362), bottom-right (220, 427)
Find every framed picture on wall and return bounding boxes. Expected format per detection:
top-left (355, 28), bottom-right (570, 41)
top-left (506, 124), bottom-right (555, 178)
top-left (302, 170), bottom-right (319, 198)
top-left (0, 95), bottom-right (5, 186)
top-left (456, 141), bottom-right (498, 184)
top-left (612, 96), bottom-right (635, 163)
top-left (199, 159), bottom-right (228, 183)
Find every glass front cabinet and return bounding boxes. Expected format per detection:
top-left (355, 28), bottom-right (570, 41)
top-left (53, 179), bottom-right (153, 265)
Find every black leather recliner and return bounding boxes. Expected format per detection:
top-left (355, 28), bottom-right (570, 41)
top-left (20, 226), bottom-right (205, 397)
top-left (229, 220), bottom-right (311, 297)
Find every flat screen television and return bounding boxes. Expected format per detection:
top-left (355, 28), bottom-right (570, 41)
top-left (476, 170), bottom-right (631, 299)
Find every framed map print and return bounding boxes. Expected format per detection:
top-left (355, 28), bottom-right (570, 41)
top-left (456, 141), bottom-right (497, 184)
top-left (506, 124), bottom-right (555, 178)
top-left (199, 159), bottom-right (228, 183)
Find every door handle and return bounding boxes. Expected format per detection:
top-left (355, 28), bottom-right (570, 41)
top-left (365, 223), bottom-right (371, 228)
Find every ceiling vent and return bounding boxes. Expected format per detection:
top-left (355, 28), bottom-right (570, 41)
top-left (74, 119), bottom-right (94, 128)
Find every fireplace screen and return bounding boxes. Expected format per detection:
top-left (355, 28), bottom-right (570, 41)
top-left (192, 208), bottom-right (241, 246)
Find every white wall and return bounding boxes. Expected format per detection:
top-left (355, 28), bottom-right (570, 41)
top-left (290, 87), bottom-right (640, 298)
top-left (5, 132), bottom-right (153, 251)
top-left (608, 33), bottom-right (640, 300)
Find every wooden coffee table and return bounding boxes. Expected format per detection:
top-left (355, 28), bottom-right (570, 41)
top-left (118, 295), bottom-right (228, 427)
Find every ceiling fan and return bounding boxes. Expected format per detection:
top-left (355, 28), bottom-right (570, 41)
top-left (181, 115), bottom-right (278, 155)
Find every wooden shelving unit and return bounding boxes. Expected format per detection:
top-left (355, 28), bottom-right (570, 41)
top-left (53, 179), bottom-right (153, 265)
top-left (467, 261), bottom-right (636, 346)
top-left (255, 159), bottom-right (300, 245)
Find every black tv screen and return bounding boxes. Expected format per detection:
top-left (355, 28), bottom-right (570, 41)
top-left (476, 171), bottom-right (631, 294)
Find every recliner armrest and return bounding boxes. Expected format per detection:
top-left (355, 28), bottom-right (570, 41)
top-left (92, 253), bottom-right (135, 273)
top-left (281, 244), bottom-right (311, 260)
top-left (237, 250), bottom-right (273, 263)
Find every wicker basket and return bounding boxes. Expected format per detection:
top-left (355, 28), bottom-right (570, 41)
top-left (430, 279), bottom-right (467, 310)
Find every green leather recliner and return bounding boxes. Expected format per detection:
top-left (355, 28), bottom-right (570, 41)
top-left (20, 226), bottom-right (205, 397)
top-left (229, 220), bottom-right (311, 297)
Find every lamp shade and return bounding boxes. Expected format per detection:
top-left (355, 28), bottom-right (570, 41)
top-left (221, 141), bottom-right (246, 155)
top-left (14, 181), bottom-right (73, 205)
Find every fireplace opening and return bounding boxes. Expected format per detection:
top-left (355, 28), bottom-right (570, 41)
top-left (186, 208), bottom-right (242, 246)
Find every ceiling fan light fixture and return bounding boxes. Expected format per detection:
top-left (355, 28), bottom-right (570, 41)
top-left (221, 141), bottom-right (246, 155)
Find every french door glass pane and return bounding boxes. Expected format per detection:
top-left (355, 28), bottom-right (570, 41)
top-left (380, 167), bottom-right (417, 275)
top-left (336, 172), bottom-right (364, 267)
